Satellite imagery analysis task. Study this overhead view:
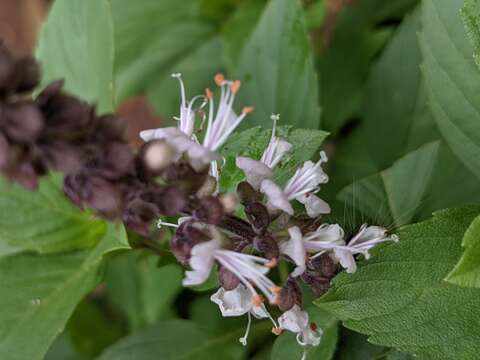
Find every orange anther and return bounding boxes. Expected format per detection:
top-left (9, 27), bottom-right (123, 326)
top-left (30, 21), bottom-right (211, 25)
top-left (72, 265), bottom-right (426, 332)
top-left (242, 106), bottom-right (254, 114)
top-left (252, 294), bottom-right (264, 307)
top-left (214, 73), bottom-right (225, 86)
top-left (272, 327), bottom-right (283, 336)
top-left (205, 88), bottom-right (213, 99)
top-left (271, 286), bottom-right (282, 294)
top-left (266, 258), bottom-right (278, 268)
top-left (231, 80), bottom-right (241, 93)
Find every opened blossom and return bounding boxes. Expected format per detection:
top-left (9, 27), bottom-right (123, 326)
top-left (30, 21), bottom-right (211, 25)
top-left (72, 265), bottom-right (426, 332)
top-left (281, 223), bottom-right (398, 274)
top-left (140, 73), bottom-right (252, 171)
top-left (183, 237), bottom-right (281, 305)
top-left (236, 114), bottom-right (292, 189)
top-left (278, 305), bottom-right (322, 360)
top-left (260, 151), bottom-right (330, 218)
top-left (211, 284), bottom-right (279, 346)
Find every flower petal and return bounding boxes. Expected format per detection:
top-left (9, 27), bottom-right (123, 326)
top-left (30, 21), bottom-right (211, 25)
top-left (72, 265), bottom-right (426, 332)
top-left (280, 227), bottom-right (306, 277)
top-left (210, 285), bottom-right (253, 317)
top-left (236, 156), bottom-right (273, 189)
top-left (297, 194), bottom-right (330, 217)
top-left (332, 248), bottom-right (357, 273)
top-left (182, 239), bottom-right (220, 286)
top-left (278, 305), bottom-right (309, 333)
top-left (260, 179), bottom-right (293, 215)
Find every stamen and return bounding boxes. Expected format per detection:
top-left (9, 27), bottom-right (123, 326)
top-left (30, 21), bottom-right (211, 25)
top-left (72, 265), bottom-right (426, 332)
top-left (266, 257), bottom-right (278, 268)
top-left (272, 327), bottom-right (283, 336)
top-left (205, 88), bottom-right (213, 99)
top-left (231, 80), bottom-right (241, 93)
top-left (242, 106), bottom-right (254, 114)
top-left (239, 312), bottom-right (252, 346)
top-left (157, 220), bottom-right (179, 229)
top-left (214, 73), bottom-right (225, 86)
top-left (252, 294), bottom-right (264, 307)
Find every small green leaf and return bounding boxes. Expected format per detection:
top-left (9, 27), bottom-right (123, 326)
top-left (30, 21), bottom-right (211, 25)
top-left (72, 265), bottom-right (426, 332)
top-left (99, 319), bottom-right (269, 359)
top-left (420, 0), bottom-right (480, 179)
top-left (446, 214), bottom-right (480, 287)
top-left (0, 224), bottom-right (129, 360)
top-left (0, 174), bottom-right (106, 254)
top-left (105, 250), bottom-right (183, 330)
top-left (36, 0), bottom-right (115, 113)
top-left (271, 307), bottom-right (338, 360)
top-left (316, 207), bottom-right (480, 359)
top-left (235, 0), bottom-right (321, 129)
top-left (462, 0), bottom-right (480, 69)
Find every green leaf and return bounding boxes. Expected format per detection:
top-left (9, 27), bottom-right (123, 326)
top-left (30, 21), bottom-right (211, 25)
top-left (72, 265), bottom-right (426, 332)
top-left (446, 214), bottom-right (480, 287)
top-left (0, 174), bottom-right (106, 254)
top-left (111, 0), bottom-right (222, 117)
top-left (463, 0), bottom-right (480, 69)
top-left (420, 0), bottom-right (480, 179)
top-left (316, 207), bottom-right (480, 359)
top-left (45, 335), bottom-right (91, 360)
top-left (235, 0), bottom-right (321, 129)
top-left (336, 330), bottom-right (385, 360)
top-left (338, 141), bottom-right (480, 228)
top-left (271, 307), bottom-right (338, 360)
top-left (0, 224), bottom-right (129, 360)
top-left (319, 0), bottom-right (419, 134)
top-left (363, 7), bottom-right (437, 169)
top-left (99, 319), bottom-right (271, 359)
top-left (36, 0), bottom-right (115, 113)
top-left (222, 0), bottom-right (266, 70)
top-left (105, 250), bottom-right (183, 330)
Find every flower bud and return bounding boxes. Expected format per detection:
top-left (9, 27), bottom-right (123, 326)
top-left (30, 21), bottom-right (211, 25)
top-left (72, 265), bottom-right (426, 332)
top-left (2, 102), bottom-right (44, 142)
top-left (14, 57), bottom-right (40, 93)
top-left (140, 185), bottom-right (186, 216)
top-left (6, 161), bottom-right (38, 190)
top-left (308, 253), bottom-right (337, 278)
top-left (0, 44), bottom-right (14, 93)
top-left (142, 140), bottom-right (176, 173)
top-left (193, 196), bottom-right (224, 225)
top-left (88, 142), bottom-right (134, 180)
top-left (163, 161), bottom-right (208, 193)
top-left (219, 193), bottom-right (237, 213)
top-left (123, 198), bottom-right (159, 236)
top-left (219, 266), bottom-right (240, 291)
top-left (277, 277), bottom-right (302, 312)
top-left (35, 80), bottom-right (64, 108)
top-left (171, 221), bottom-right (209, 265)
top-left (301, 271), bottom-right (331, 297)
top-left (253, 233), bottom-right (279, 260)
top-left (237, 181), bottom-right (259, 205)
top-left (0, 133), bottom-right (10, 169)
top-left (245, 202), bottom-right (270, 231)
top-left (40, 141), bottom-right (84, 174)
top-left (196, 175), bottom-right (217, 198)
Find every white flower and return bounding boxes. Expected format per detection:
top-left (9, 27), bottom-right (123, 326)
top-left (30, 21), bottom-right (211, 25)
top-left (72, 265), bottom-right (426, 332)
top-left (280, 227), bottom-right (306, 277)
top-left (278, 305), bottom-right (321, 359)
top-left (236, 114), bottom-right (292, 189)
top-left (183, 238), bottom-right (281, 304)
top-left (303, 223), bottom-right (398, 273)
top-left (140, 73), bottom-right (252, 172)
top-left (211, 284), bottom-right (279, 346)
top-left (260, 152), bottom-right (330, 218)
top-left (139, 73), bottom-right (204, 143)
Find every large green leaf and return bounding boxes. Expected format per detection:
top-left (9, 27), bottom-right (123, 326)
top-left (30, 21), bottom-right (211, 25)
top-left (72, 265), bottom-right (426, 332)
top-left (420, 0), bottom-right (480, 179)
top-left (0, 175), bottom-right (106, 254)
top-left (0, 224), bottom-right (129, 360)
top-left (105, 250), bottom-right (183, 330)
top-left (235, 0), bottom-right (321, 129)
top-left (319, 0), bottom-right (419, 133)
top-left (99, 319), bottom-right (272, 359)
top-left (336, 330), bottom-right (385, 360)
top-left (462, 0), bottom-right (480, 69)
top-left (338, 142), bottom-right (480, 228)
top-left (363, 7), bottom-right (437, 169)
top-left (446, 214), bottom-right (480, 287)
top-left (271, 307), bottom-right (338, 360)
top-left (111, 0), bottom-right (222, 117)
top-left (36, 0), bottom-right (115, 113)
top-left (316, 207), bottom-right (480, 359)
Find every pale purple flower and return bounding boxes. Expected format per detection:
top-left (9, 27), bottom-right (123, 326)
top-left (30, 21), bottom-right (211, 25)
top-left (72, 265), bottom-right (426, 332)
top-left (278, 305), bottom-right (321, 360)
top-left (282, 224), bottom-right (399, 275)
top-left (211, 284), bottom-right (279, 346)
top-left (260, 152), bottom-right (330, 218)
top-left (183, 237), bottom-right (281, 304)
top-left (236, 114), bottom-right (292, 189)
